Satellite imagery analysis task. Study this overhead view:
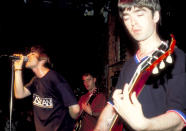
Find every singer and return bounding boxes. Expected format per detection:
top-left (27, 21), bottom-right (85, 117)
top-left (13, 45), bottom-right (80, 131)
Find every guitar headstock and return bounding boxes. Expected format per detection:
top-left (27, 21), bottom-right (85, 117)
top-left (140, 34), bottom-right (176, 74)
top-left (128, 34), bottom-right (176, 97)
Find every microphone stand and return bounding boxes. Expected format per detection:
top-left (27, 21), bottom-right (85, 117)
top-left (0, 55), bottom-right (17, 131)
top-left (1, 55), bottom-right (26, 131)
top-left (0, 55), bottom-right (14, 131)
top-left (9, 60), bottom-right (15, 131)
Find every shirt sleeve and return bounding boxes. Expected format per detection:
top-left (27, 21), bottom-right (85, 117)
top-left (167, 110), bottom-right (186, 126)
top-left (57, 82), bottom-right (78, 107)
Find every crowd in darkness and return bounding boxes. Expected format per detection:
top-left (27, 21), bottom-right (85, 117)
top-left (0, 98), bottom-right (35, 131)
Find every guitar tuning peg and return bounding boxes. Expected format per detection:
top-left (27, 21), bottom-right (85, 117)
top-left (152, 66), bottom-right (159, 74)
top-left (159, 60), bottom-right (165, 69)
top-left (166, 55), bottom-right (172, 64)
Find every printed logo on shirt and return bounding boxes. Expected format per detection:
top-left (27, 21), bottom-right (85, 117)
top-left (33, 94), bottom-right (53, 108)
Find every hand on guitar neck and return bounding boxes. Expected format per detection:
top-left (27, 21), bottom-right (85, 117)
top-left (112, 84), bottom-right (148, 130)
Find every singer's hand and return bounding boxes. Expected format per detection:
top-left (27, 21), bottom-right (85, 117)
top-left (13, 54), bottom-right (24, 70)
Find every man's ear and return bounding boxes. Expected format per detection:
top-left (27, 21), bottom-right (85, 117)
top-left (39, 57), bottom-right (49, 63)
top-left (39, 59), bottom-right (47, 65)
top-left (93, 78), bottom-right (97, 83)
top-left (153, 11), bottom-right (160, 23)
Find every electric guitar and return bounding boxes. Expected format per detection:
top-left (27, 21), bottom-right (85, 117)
top-left (74, 88), bottom-right (99, 131)
top-left (109, 34), bottom-right (176, 131)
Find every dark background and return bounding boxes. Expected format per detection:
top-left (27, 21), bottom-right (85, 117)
top-left (0, 0), bottom-right (185, 130)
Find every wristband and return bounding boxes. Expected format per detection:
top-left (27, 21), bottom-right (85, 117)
top-left (15, 69), bottom-right (22, 71)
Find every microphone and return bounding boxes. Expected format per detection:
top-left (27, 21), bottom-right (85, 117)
top-left (9, 55), bottom-right (28, 62)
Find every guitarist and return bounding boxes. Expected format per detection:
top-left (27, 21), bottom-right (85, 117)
top-left (75, 72), bottom-right (106, 131)
top-left (95, 0), bottom-right (186, 131)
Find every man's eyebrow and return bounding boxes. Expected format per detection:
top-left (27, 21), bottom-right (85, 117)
top-left (123, 7), bottom-right (147, 15)
top-left (123, 12), bottom-right (128, 16)
top-left (83, 78), bottom-right (92, 81)
top-left (134, 8), bottom-right (146, 13)
top-left (123, 8), bottom-right (146, 16)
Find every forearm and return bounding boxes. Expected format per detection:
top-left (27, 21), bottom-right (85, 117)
top-left (94, 103), bottom-right (117, 131)
top-left (123, 111), bottom-right (185, 131)
top-left (83, 104), bottom-right (100, 117)
top-left (143, 111), bottom-right (185, 131)
top-left (13, 55), bottom-right (30, 98)
top-left (69, 104), bottom-right (80, 119)
top-left (14, 70), bottom-right (29, 98)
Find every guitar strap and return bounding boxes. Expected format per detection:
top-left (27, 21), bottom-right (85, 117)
top-left (88, 90), bottom-right (99, 105)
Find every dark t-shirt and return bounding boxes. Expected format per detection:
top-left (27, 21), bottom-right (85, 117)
top-left (26, 70), bottom-right (77, 131)
top-left (110, 48), bottom-right (186, 129)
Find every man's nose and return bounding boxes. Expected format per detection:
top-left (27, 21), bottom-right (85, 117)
top-left (130, 16), bottom-right (136, 26)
